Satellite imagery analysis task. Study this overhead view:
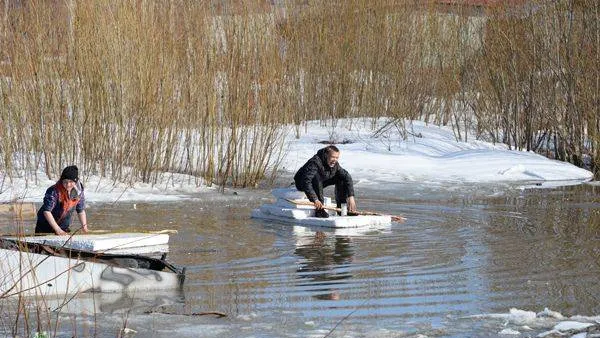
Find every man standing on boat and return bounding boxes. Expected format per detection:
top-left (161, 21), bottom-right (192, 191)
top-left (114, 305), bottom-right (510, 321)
top-left (294, 145), bottom-right (357, 218)
top-left (35, 165), bottom-right (88, 235)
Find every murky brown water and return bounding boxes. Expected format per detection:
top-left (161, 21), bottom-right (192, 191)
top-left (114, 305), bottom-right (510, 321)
top-left (3, 182), bottom-right (600, 337)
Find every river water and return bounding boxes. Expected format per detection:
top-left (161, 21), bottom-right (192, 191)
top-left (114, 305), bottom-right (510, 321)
top-left (3, 181), bottom-right (600, 337)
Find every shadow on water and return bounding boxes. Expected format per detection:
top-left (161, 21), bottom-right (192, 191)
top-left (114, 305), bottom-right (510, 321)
top-left (3, 182), bottom-right (600, 337)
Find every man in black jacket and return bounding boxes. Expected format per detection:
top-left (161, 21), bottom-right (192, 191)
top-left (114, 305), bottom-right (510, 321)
top-left (294, 145), bottom-right (357, 218)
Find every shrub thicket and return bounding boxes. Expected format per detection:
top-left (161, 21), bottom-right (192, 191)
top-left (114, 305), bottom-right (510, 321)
top-left (0, 0), bottom-right (598, 187)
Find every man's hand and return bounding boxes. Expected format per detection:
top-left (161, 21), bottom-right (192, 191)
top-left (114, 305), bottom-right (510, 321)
top-left (314, 200), bottom-right (324, 210)
top-left (81, 224), bottom-right (89, 233)
top-left (347, 196), bottom-right (357, 212)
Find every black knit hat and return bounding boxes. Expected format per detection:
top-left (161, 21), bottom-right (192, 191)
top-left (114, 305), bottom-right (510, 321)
top-left (60, 165), bottom-right (79, 182)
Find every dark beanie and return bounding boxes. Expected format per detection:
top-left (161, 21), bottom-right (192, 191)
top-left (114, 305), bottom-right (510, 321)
top-left (60, 165), bottom-right (79, 182)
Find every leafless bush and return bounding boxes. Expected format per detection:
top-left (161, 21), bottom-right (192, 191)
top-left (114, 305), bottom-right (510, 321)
top-left (0, 0), bottom-right (599, 185)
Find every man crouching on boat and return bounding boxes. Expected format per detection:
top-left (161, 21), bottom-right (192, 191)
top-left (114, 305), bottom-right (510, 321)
top-left (35, 165), bottom-right (88, 235)
top-left (294, 145), bottom-right (357, 218)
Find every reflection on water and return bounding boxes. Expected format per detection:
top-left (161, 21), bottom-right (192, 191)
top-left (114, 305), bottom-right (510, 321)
top-left (294, 230), bottom-right (354, 301)
top-left (48, 289), bottom-right (185, 314)
top-left (3, 182), bottom-right (600, 337)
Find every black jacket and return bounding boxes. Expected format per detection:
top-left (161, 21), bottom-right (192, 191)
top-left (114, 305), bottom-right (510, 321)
top-left (294, 148), bottom-right (354, 202)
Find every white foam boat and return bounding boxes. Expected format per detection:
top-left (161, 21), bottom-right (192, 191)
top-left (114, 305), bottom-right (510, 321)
top-left (0, 233), bottom-right (185, 298)
top-left (252, 188), bottom-right (393, 228)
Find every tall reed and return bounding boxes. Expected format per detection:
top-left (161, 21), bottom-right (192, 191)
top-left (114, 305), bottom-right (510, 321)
top-left (0, 0), bottom-right (599, 185)
top-left (0, 1), bottom-right (286, 187)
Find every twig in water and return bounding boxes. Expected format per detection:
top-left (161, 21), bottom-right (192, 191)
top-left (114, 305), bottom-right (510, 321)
top-left (323, 298), bottom-right (369, 338)
top-left (144, 309), bottom-right (227, 318)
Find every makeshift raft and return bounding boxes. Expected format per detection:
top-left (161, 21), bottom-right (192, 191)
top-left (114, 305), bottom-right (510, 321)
top-left (252, 188), bottom-right (392, 228)
top-left (0, 232), bottom-right (184, 297)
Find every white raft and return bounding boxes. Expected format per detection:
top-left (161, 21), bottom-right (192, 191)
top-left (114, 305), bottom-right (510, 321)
top-left (252, 188), bottom-right (392, 228)
top-left (0, 233), bottom-right (183, 297)
top-left (0, 248), bottom-right (183, 298)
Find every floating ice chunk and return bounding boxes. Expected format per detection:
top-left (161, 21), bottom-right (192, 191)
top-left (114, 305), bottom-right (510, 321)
top-left (571, 333), bottom-right (587, 338)
top-left (507, 308), bottom-right (538, 325)
top-left (463, 307), bottom-right (599, 338)
top-left (499, 328), bottom-right (521, 335)
top-left (237, 313), bottom-right (258, 321)
top-left (537, 329), bottom-right (561, 337)
top-left (537, 308), bottom-right (565, 320)
top-left (461, 308), bottom-right (536, 324)
top-left (553, 321), bottom-right (594, 331)
top-left (570, 315), bottom-right (600, 323)
top-left (538, 321), bottom-right (595, 337)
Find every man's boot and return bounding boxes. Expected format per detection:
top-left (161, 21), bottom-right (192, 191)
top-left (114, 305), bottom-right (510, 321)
top-left (315, 209), bottom-right (329, 218)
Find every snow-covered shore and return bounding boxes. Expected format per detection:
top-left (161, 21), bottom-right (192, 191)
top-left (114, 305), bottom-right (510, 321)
top-left (0, 118), bottom-right (594, 203)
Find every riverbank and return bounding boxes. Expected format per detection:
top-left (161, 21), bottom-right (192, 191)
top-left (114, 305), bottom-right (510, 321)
top-left (1, 118), bottom-right (593, 205)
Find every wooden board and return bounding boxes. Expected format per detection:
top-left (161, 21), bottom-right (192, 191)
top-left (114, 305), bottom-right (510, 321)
top-left (4, 233), bottom-right (170, 253)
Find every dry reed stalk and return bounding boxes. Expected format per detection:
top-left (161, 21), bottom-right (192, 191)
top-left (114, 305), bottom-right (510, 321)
top-left (0, 0), bottom-right (599, 184)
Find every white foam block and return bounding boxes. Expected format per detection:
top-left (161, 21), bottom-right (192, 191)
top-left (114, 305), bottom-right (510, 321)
top-left (101, 244), bottom-right (169, 256)
top-left (251, 209), bottom-right (391, 228)
top-left (260, 204), bottom-right (313, 219)
top-left (271, 188), bottom-right (307, 200)
top-left (9, 233), bottom-right (170, 253)
top-left (261, 203), bottom-right (336, 218)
